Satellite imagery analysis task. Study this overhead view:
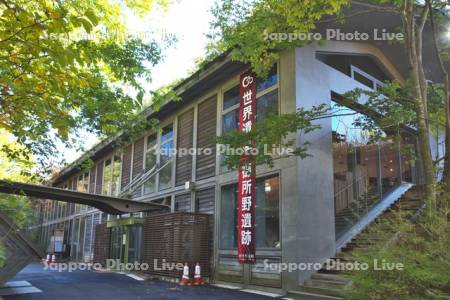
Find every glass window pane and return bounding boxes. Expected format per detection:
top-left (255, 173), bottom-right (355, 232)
top-left (83, 172), bottom-right (89, 192)
top-left (380, 139), bottom-right (400, 195)
top-left (159, 163), bottom-right (172, 190)
top-left (256, 65), bottom-right (278, 93)
top-left (220, 184), bottom-right (237, 249)
top-left (103, 159), bottom-right (112, 195)
top-left (161, 125), bottom-right (173, 143)
top-left (400, 133), bottom-right (417, 183)
top-left (223, 85), bottom-right (240, 110)
top-left (77, 175), bottom-right (86, 192)
top-left (255, 176), bottom-right (280, 248)
top-left (146, 135), bottom-right (157, 171)
top-left (256, 89), bottom-right (278, 121)
top-left (144, 177), bottom-right (156, 194)
top-left (222, 109), bottom-right (239, 134)
top-left (159, 139), bottom-right (173, 190)
top-left (219, 176), bottom-right (280, 250)
top-left (112, 155), bottom-right (121, 196)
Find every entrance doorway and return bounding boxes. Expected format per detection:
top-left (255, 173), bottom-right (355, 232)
top-left (110, 222), bottom-right (143, 268)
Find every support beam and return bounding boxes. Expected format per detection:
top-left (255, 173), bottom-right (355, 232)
top-left (0, 180), bottom-right (169, 215)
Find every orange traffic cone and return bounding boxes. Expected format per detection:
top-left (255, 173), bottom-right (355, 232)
top-left (179, 263), bottom-right (191, 286)
top-left (193, 262), bottom-right (203, 286)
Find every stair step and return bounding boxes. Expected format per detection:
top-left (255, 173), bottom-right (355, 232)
top-left (304, 278), bottom-right (350, 289)
top-left (296, 285), bottom-right (346, 298)
top-left (287, 290), bottom-right (344, 300)
top-left (310, 273), bottom-right (351, 284)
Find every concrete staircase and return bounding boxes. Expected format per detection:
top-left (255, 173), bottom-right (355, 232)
top-left (287, 185), bottom-right (424, 300)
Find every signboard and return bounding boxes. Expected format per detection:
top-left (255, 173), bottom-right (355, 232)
top-left (237, 71), bottom-right (257, 264)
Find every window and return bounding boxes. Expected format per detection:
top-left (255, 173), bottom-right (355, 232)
top-left (77, 173), bottom-right (89, 193)
top-left (144, 135), bottom-right (157, 194)
top-left (143, 124), bottom-right (174, 194)
top-left (316, 52), bottom-right (389, 90)
top-left (221, 66), bottom-right (278, 134)
top-left (220, 66), bottom-right (279, 172)
top-left (220, 175), bottom-right (280, 249)
top-left (102, 159), bottom-right (112, 195)
top-left (102, 154), bottom-right (121, 196)
top-left (112, 154), bottom-right (121, 196)
top-left (159, 125), bottom-right (174, 190)
top-left (77, 172), bottom-right (89, 213)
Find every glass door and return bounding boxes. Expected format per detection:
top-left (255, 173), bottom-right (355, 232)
top-left (111, 226), bottom-right (125, 268)
top-left (127, 225), bottom-right (143, 264)
top-left (110, 224), bottom-right (143, 268)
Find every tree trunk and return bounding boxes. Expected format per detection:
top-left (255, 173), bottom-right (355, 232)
top-left (427, 0), bottom-right (450, 199)
top-left (402, 0), bottom-right (437, 214)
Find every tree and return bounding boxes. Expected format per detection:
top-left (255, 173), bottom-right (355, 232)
top-left (208, 0), bottom-right (349, 77)
top-left (0, 0), bottom-right (172, 175)
top-left (0, 129), bottom-right (37, 269)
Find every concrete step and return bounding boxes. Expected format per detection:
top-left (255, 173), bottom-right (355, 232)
top-left (304, 278), bottom-right (350, 289)
top-left (287, 290), bottom-right (343, 300)
top-left (296, 285), bottom-right (346, 298)
top-left (310, 273), bottom-right (351, 284)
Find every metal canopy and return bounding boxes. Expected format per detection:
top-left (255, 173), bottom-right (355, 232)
top-left (0, 180), bottom-right (170, 215)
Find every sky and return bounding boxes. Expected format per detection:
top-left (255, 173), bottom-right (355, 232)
top-left (57, 0), bottom-right (215, 166)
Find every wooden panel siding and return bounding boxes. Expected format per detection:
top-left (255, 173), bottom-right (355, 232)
top-left (175, 193), bottom-right (191, 212)
top-left (195, 188), bottom-right (215, 214)
top-left (176, 108), bottom-right (194, 186)
top-left (121, 144), bottom-right (133, 190)
top-left (195, 187), bottom-right (215, 260)
top-left (89, 166), bottom-right (96, 194)
top-left (196, 96), bottom-right (217, 180)
top-left (132, 137), bottom-right (145, 198)
top-left (95, 162), bottom-right (103, 194)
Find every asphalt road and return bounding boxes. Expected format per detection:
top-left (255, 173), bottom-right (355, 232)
top-left (3, 263), bottom-right (277, 300)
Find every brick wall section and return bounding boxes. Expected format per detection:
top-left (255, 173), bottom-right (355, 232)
top-left (132, 137), bottom-right (145, 198)
top-left (196, 96), bottom-right (217, 180)
top-left (93, 223), bottom-right (111, 267)
top-left (121, 144), bottom-right (133, 190)
top-left (95, 162), bottom-right (103, 194)
top-left (176, 109), bottom-right (194, 186)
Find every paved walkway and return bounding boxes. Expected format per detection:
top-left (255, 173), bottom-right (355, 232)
top-left (2, 264), bottom-right (280, 300)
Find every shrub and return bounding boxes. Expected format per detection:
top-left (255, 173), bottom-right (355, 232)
top-left (345, 208), bottom-right (450, 299)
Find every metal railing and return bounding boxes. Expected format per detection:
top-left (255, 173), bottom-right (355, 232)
top-left (119, 158), bottom-right (173, 198)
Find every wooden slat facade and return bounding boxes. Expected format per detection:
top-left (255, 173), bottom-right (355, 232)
top-left (132, 137), bottom-right (145, 198)
top-left (175, 193), bottom-right (191, 212)
top-left (196, 96), bottom-right (217, 180)
top-left (89, 166), bottom-right (96, 194)
top-left (95, 162), bottom-right (103, 195)
top-left (121, 144), bottom-right (133, 190)
top-left (176, 108), bottom-right (194, 186)
top-left (195, 187), bottom-right (215, 214)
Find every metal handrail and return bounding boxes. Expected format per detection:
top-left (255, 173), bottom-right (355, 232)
top-left (119, 158), bottom-right (173, 197)
top-left (334, 175), bottom-right (368, 213)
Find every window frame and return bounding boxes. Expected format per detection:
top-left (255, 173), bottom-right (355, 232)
top-left (142, 122), bottom-right (175, 195)
top-left (102, 152), bottom-right (122, 196)
top-left (218, 172), bottom-right (282, 251)
top-left (220, 65), bottom-right (280, 173)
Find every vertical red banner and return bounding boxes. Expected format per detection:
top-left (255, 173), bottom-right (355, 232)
top-left (237, 71), bottom-right (257, 264)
